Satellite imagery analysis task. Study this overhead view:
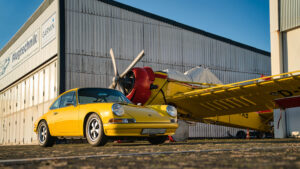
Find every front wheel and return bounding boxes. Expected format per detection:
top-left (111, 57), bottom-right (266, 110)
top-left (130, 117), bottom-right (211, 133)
top-left (86, 114), bottom-right (107, 146)
top-left (148, 136), bottom-right (168, 145)
top-left (37, 120), bottom-right (55, 147)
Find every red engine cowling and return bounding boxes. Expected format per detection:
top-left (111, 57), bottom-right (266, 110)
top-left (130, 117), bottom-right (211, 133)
top-left (126, 67), bottom-right (155, 105)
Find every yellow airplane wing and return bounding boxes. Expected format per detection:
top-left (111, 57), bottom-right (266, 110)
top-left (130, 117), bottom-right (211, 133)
top-left (166, 71), bottom-right (300, 119)
top-left (202, 111), bottom-right (273, 132)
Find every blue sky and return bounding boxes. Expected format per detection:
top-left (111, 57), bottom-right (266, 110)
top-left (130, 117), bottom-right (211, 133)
top-left (0, 0), bottom-right (270, 52)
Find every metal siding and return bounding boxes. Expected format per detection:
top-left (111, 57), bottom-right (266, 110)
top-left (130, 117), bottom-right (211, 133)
top-left (0, 59), bottom-right (58, 145)
top-left (280, 0), bottom-right (300, 31)
top-left (0, 94), bottom-right (1, 144)
top-left (7, 115), bottom-right (10, 144)
top-left (0, 0), bottom-right (272, 144)
top-left (33, 73), bottom-right (39, 106)
top-left (25, 79), bottom-right (30, 109)
top-left (44, 67), bottom-right (50, 102)
top-left (17, 84), bottom-right (21, 112)
top-left (65, 0), bottom-right (270, 85)
top-left (50, 63), bottom-right (56, 100)
top-left (189, 123), bottom-right (247, 138)
top-left (38, 70), bottom-right (44, 105)
top-left (64, 0), bottom-right (271, 138)
top-left (0, 94), bottom-right (3, 144)
top-left (2, 92), bottom-right (5, 144)
top-left (29, 76), bottom-right (34, 107)
top-left (24, 78), bottom-right (31, 144)
top-left (6, 90), bottom-right (11, 144)
top-left (24, 108), bottom-right (32, 144)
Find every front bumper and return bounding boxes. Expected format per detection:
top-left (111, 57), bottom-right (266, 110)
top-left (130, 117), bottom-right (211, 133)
top-left (103, 123), bottom-right (178, 137)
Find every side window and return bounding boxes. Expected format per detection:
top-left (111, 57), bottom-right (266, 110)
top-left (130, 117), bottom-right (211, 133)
top-left (60, 92), bottom-right (75, 108)
top-left (50, 97), bottom-right (61, 110)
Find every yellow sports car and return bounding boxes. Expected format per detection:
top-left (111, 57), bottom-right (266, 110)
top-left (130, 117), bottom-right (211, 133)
top-left (34, 88), bottom-right (178, 147)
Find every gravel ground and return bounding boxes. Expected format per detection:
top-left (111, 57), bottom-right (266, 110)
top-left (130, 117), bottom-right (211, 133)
top-left (1, 139), bottom-right (300, 169)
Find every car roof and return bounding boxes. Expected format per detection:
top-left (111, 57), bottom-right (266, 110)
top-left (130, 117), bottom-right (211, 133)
top-left (64, 87), bottom-right (117, 93)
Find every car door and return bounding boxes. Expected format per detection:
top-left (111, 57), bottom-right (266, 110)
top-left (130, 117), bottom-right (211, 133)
top-left (53, 91), bottom-right (80, 136)
top-left (47, 96), bottom-right (62, 136)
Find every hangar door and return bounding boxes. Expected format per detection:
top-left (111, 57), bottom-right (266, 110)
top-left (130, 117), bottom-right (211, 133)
top-left (0, 59), bottom-right (58, 145)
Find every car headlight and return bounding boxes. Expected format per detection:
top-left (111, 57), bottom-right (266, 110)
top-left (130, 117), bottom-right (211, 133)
top-left (112, 103), bottom-right (124, 116)
top-left (166, 105), bottom-right (177, 117)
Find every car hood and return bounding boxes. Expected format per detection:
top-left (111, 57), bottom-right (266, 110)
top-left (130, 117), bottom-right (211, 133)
top-left (123, 105), bottom-right (171, 123)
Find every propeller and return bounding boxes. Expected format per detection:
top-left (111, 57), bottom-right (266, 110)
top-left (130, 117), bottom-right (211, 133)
top-left (109, 48), bottom-right (145, 93)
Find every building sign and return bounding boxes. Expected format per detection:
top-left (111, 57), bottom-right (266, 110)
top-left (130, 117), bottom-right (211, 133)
top-left (0, 12), bottom-right (57, 90)
top-left (0, 31), bottom-right (39, 79)
top-left (11, 31), bottom-right (39, 67)
top-left (41, 13), bottom-right (56, 48)
top-left (0, 57), bottom-right (10, 77)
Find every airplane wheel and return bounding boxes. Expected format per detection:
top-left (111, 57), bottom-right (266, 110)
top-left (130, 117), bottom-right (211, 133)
top-left (148, 136), bottom-right (168, 145)
top-left (86, 114), bottom-right (107, 146)
top-left (236, 130), bottom-right (246, 139)
top-left (37, 120), bottom-right (55, 147)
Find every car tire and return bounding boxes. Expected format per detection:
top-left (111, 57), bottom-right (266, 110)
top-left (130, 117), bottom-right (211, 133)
top-left (148, 136), bottom-right (168, 145)
top-left (37, 120), bottom-right (55, 147)
top-left (86, 114), bottom-right (107, 146)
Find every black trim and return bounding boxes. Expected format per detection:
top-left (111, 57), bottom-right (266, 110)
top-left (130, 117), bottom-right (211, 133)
top-left (160, 89), bottom-right (167, 104)
top-left (278, 0), bottom-right (281, 31)
top-left (99, 0), bottom-right (270, 56)
top-left (59, 0), bottom-right (66, 94)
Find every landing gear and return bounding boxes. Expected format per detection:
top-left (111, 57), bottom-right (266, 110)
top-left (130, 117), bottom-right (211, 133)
top-left (148, 136), bottom-right (168, 145)
top-left (236, 130), bottom-right (246, 139)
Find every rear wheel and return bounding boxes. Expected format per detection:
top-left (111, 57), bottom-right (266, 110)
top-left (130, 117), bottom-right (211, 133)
top-left (148, 136), bottom-right (168, 145)
top-left (37, 120), bottom-right (55, 147)
top-left (86, 114), bottom-right (107, 146)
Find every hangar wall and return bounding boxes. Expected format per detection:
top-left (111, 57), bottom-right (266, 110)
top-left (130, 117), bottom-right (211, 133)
top-left (0, 60), bottom-right (58, 145)
top-left (270, 0), bottom-right (300, 138)
top-left (64, 0), bottom-right (271, 91)
top-left (284, 28), bottom-right (300, 72)
top-left (0, 0), bottom-right (59, 145)
top-left (63, 0), bottom-right (271, 140)
top-left (189, 123), bottom-right (247, 138)
top-left (0, 0), bottom-right (272, 145)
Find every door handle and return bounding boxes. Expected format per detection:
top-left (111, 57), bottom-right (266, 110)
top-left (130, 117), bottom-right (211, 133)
top-left (53, 112), bottom-right (58, 115)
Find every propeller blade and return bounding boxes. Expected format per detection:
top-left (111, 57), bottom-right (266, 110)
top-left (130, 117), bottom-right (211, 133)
top-left (115, 82), bottom-right (125, 94)
top-left (109, 84), bottom-right (114, 89)
top-left (120, 50), bottom-right (144, 78)
top-left (109, 77), bottom-right (117, 89)
top-left (109, 48), bottom-right (118, 77)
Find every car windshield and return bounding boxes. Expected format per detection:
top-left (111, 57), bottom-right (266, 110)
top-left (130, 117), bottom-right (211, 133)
top-left (78, 88), bottom-right (131, 104)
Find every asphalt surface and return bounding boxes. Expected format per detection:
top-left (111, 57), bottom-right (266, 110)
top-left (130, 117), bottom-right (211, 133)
top-left (1, 139), bottom-right (300, 169)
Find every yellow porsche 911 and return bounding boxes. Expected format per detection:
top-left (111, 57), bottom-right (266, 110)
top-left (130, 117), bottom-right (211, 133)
top-left (34, 88), bottom-right (178, 147)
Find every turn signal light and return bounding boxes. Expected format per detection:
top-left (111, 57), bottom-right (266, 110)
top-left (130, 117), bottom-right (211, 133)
top-left (109, 118), bottom-right (136, 124)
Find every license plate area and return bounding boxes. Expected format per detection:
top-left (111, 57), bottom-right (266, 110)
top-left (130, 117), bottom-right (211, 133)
top-left (141, 128), bottom-right (166, 135)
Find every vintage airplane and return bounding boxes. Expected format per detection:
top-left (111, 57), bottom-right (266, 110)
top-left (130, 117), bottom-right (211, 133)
top-left (108, 48), bottom-right (300, 135)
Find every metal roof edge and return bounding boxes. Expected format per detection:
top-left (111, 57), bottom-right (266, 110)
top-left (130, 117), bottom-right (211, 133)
top-left (99, 0), bottom-right (270, 56)
top-left (0, 0), bottom-right (55, 57)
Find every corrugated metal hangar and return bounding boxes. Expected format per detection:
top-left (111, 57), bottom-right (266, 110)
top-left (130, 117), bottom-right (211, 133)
top-left (0, 0), bottom-right (270, 145)
top-left (270, 0), bottom-right (300, 138)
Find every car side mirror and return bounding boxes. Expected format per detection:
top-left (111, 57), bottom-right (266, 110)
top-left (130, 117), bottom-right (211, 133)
top-left (66, 100), bottom-right (74, 106)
